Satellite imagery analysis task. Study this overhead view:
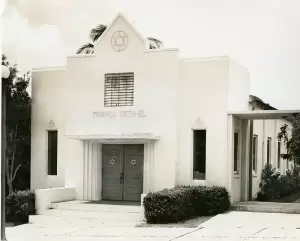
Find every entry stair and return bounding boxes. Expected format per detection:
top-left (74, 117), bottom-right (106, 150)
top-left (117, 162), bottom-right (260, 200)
top-left (29, 200), bottom-right (143, 228)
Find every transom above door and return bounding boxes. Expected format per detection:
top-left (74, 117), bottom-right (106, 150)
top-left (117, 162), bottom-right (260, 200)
top-left (102, 144), bottom-right (144, 201)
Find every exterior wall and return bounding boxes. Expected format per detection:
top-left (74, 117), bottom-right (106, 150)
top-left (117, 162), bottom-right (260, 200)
top-left (31, 56), bottom-right (252, 201)
top-left (65, 52), bottom-right (179, 196)
top-left (31, 69), bottom-right (68, 189)
top-left (228, 59), bottom-right (250, 112)
top-left (177, 57), bottom-right (229, 188)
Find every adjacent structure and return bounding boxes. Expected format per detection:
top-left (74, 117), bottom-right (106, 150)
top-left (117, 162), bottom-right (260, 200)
top-left (31, 13), bottom-right (298, 204)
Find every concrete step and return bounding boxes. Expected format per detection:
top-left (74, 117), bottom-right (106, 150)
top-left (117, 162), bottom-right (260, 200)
top-left (50, 201), bottom-right (141, 213)
top-left (232, 201), bottom-right (300, 214)
top-left (29, 214), bottom-right (141, 227)
top-left (41, 208), bottom-right (142, 221)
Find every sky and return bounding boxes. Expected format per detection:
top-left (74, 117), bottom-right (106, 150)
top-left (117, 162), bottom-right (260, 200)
top-left (1, 0), bottom-right (300, 109)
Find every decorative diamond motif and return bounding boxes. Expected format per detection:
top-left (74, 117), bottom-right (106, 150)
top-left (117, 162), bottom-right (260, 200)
top-left (192, 117), bottom-right (206, 130)
top-left (131, 159), bottom-right (137, 166)
top-left (48, 120), bottom-right (56, 130)
top-left (109, 158), bottom-right (116, 165)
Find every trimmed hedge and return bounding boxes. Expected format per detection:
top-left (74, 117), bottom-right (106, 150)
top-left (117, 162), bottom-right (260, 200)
top-left (143, 185), bottom-right (231, 223)
top-left (6, 190), bottom-right (35, 225)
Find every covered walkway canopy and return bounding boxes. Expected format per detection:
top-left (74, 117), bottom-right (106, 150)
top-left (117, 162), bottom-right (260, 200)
top-left (228, 109), bottom-right (300, 203)
top-left (228, 110), bottom-right (300, 120)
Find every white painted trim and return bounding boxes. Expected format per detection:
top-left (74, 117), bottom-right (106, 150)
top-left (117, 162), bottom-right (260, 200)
top-left (143, 48), bottom-right (179, 53)
top-left (192, 180), bottom-right (206, 186)
top-left (143, 142), bottom-right (154, 194)
top-left (65, 133), bottom-right (160, 140)
top-left (190, 128), bottom-right (194, 181)
top-left (99, 144), bottom-right (102, 200)
top-left (32, 67), bottom-right (66, 72)
top-left (67, 54), bottom-right (96, 59)
top-left (181, 56), bottom-right (230, 63)
top-left (229, 110), bottom-right (300, 120)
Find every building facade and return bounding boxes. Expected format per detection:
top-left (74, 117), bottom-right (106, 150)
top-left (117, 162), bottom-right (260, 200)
top-left (31, 13), bottom-right (291, 204)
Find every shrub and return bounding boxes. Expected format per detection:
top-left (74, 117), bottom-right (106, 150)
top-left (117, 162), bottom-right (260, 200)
top-left (6, 190), bottom-right (35, 225)
top-left (256, 164), bottom-right (281, 200)
top-left (143, 185), bottom-right (230, 224)
top-left (256, 164), bottom-right (300, 201)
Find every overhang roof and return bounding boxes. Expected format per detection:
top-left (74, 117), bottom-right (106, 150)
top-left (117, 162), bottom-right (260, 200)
top-left (66, 133), bottom-right (160, 140)
top-left (228, 110), bottom-right (300, 120)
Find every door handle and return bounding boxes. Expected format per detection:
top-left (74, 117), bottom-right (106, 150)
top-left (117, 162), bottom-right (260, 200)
top-left (120, 172), bottom-right (124, 184)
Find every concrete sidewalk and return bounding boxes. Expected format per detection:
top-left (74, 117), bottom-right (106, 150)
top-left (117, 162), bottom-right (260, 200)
top-left (6, 211), bottom-right (300, 240)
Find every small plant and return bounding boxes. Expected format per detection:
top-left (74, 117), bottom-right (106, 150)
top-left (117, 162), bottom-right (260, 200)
top-left (6, 190), bottom-right (35, 225)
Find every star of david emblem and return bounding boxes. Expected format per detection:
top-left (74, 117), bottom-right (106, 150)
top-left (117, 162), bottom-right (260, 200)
top-left (111, 31), bottom-right (128, 51)
top-left (109, 158), bottom-right (116, 165)
top-left (131, 159), bottom-right (137, 166)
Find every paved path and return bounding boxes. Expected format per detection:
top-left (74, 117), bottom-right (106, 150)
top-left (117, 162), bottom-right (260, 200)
top-left (6, 211), bottom-right (300, 240)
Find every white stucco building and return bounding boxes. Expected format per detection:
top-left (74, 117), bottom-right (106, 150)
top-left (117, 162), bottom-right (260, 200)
top-left (31, 13), bottom-right (298, 206)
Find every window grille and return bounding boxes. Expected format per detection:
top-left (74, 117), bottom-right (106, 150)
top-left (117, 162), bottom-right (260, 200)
top-left (104, 72), bottom-right (134, 107)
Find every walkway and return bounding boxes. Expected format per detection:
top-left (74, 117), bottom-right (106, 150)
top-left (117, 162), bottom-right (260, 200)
top-left (233, 201), bottom-right (300, 214)
top-left (6, 211), bottom-right (300, 240)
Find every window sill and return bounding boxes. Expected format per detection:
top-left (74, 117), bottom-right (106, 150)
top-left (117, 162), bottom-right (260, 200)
top-left (192, 180), bottom-right (206, 185)
top-left (233, 172), bottom-right (240, 178)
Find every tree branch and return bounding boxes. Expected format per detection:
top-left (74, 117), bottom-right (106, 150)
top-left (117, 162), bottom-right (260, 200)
top-left (10, 124), bottom-right (19, 179)
top-left (5, 156), bottom-right (10, 186)
top-left (12, 164), bottom-right (21, 181)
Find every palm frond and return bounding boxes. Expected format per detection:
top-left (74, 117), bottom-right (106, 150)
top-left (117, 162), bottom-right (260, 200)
top-left (76, 43), bottom-right (95, 54)
top-left (89, 24), bottom-right (107, 43)
top-left (147, 37), bottom-right (163, 49)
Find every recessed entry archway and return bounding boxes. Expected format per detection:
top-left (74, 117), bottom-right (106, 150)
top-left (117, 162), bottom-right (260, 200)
top-left (66, 133), bottom-right (159, 202)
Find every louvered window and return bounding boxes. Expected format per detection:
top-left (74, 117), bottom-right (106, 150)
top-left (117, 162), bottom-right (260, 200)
top-left (104, 72), bottom-right (134, 107)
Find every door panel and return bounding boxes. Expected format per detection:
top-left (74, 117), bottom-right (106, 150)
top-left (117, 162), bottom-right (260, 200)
top-left (102, 145), bottom-right (123, 200)
top-left (123, 145), bottom-right (144, 201)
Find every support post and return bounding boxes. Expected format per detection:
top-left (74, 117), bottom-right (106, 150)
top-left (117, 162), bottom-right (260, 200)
top-left (227, 114), bottom-right (233, 202)
top-left (248, 119), bottom-right (253, 201)
top-left (1, 83), bottom-right (6, 241)
top-left (241, 119), bottom-right (249, 201)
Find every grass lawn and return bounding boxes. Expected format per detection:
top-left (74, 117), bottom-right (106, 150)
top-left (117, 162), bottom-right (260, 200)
top-left (5, 222), bottom-right (14, 227)
top-left (136, 215), bottom-right (213, 228)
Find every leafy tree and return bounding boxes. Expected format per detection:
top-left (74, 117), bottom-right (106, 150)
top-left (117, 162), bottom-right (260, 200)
top-left (2, 55), bottom-right (31, 194)
top-left (77, 24), bottom-right (163, 54)
top-left (277, 114), bottom-right (300, 167)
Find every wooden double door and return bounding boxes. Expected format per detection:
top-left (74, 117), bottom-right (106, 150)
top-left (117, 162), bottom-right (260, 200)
top-left (102, 144), bottom-right (144, 201)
